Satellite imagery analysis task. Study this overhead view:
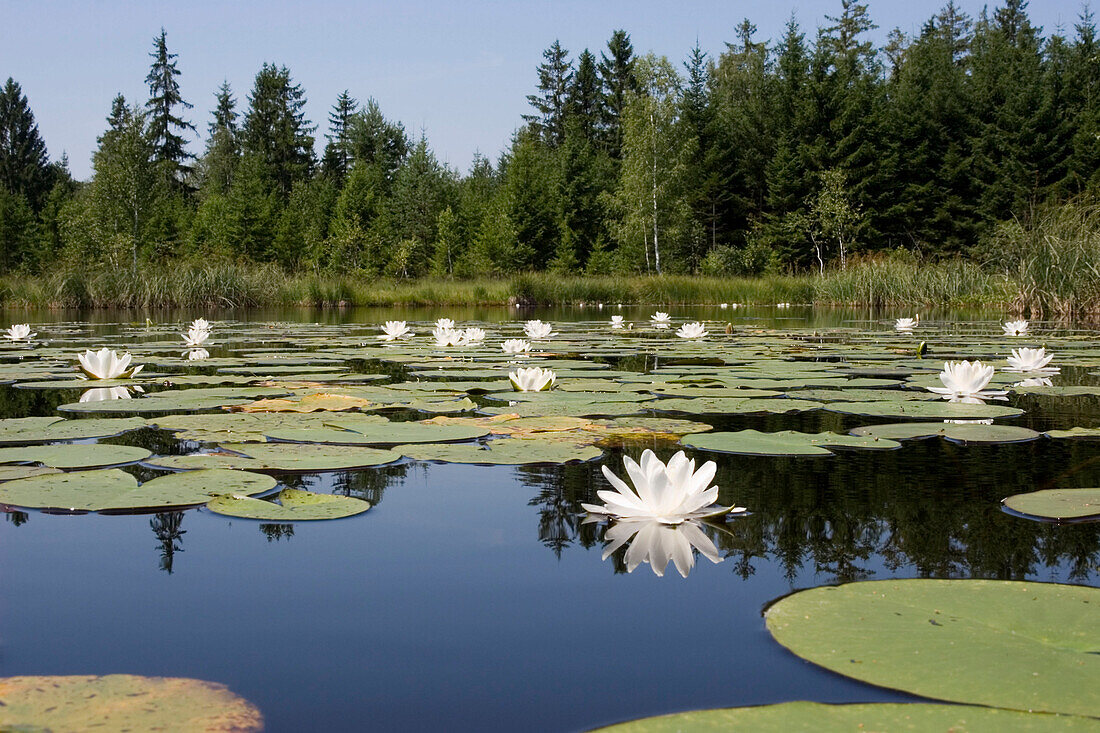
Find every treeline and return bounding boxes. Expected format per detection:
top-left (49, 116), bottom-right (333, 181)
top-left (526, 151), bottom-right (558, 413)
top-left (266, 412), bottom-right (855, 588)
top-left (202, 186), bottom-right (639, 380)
top-left (2, 0), bottom-right (1099, 279)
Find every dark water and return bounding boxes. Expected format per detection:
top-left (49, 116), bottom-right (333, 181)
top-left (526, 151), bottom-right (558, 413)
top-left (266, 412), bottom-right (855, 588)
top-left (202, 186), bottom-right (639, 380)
top-left (1, 307), bottom-right (1097, 732)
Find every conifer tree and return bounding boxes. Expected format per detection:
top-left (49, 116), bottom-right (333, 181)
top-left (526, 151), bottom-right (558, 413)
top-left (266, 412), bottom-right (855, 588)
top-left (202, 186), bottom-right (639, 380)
top-left (567, 50), bottom-right (602, 144)
top-left (598, 30), bottom-right (638, 158)
top-left (145, 29), bottom-right (195, 187)
top-left (323, 90), bottom-right (359, 186)
top-left (524, 41), bottom-right (573, 147)
top-left (201, 83), bottom-right (240, 196)
top-left (0, 78), bottom-right (52, 212)
top-left (242, 63), bottom-right (316, 197)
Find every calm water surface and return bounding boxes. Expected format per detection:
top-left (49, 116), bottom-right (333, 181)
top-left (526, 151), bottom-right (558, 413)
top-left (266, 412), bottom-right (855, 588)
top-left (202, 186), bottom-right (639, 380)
top-left (1, 306), bottom-right (1097, 731)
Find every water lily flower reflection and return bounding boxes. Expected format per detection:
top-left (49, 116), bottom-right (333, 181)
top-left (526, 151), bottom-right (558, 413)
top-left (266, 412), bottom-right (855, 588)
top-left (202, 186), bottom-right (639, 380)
top-left (584, 450), bottom-right (742, 524)
top-left (601, 519), bottom-right (723, 578)
top-left (524, 320), bottom-right (554, 339)
top-left (509, 366), bottom-right (556, 392)
top-left (1006, 347), bottom-right (1058, 373)
top-left (650, 312), bottom-right (671, 328)
top-left (1014, 376), bottom-right (1053, 388)
top-left (1003, 320), bottom-right (1029, 336)
top-left (77, 348), bottom-right (144, 380)
top-left (378, 321), bottom-right (413, 341)
top-left (927, 360), bottom-right (1008, 401)
top-left (79, 385), bottom-right (143, 403)
top-left (501, 339), bottom-right (531, 355)
top-left (186, 348), bottom-right (210, 361)
top-left (4, 324), bottom-right (35, 341)
top-left (676, 322), bottom-right (707, 339)
top-left (610, 315), bottom-right (624, 329)
top-left (895, 315), bottom-right (919, 331)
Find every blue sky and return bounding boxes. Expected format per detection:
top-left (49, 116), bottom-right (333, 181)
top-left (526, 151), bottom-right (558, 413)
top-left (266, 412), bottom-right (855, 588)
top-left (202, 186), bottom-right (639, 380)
top-left (1, 0), bottom-right (1089, 180)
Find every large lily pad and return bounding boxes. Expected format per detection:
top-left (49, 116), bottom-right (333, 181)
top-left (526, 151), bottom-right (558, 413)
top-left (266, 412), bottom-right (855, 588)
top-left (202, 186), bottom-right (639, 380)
top-left (765, 579), bottom-right (1100, 717)
top-left (152, 412), bottom-right (388, 443)
top-left (826, 400), bottom-right (1024, 419)
top-left (851, 422), bottom-right (1040, 444)
top-left (207, 488), bottom-right (370, 520)
top-left (266, 420), bottom-right (489, 445)
top-left (648, 397), bottom-right (823, 415)
top-left (682, 430), bottom-right (900, 456)
top-left (0, 416), bottom-right (146, 445)
top-left (0, 443), bottom-right (151, 469)
top-left (596, 702), bottom-right (1097, 732)
top-left (0, 465), bottom-right (61, 481)
top-left (146, 442), bottom-right (401, 472)
top-left (0, 674), bottom-right (263, 732)
top-left (58, 387), bottom-right (290, 414)
top-left (1002, 488), bottom-right (1100, 521)
top-left (0, 468), bottom-right (275, 512)
top-left (399, 438), bottom-right (602, 464)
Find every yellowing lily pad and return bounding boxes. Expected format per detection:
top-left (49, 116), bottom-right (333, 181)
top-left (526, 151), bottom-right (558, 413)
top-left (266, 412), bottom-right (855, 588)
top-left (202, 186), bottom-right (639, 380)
top-left (207, 488), bottom-right (370, 520)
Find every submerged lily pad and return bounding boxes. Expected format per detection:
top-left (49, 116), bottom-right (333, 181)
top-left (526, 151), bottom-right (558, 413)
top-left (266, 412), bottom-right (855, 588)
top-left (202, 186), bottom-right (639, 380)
top-left (1002, 488), bottom-right (1100, 521)
top-left (596, 702), bottom-right (1097, 732)
top-left (851, 422), bottom-right (1040, 444)
top-left (0, 468), bottom-right (275, 512)
top-left (207, 488), bottom-right (370, 520)
top-left (0, 443), bottom-right (151, 469)
top-left (765, 579), bottom-right (1100, 717)
top-left (826, 400), bottom-right (1024, 419)
top-left (682, 430), bottom-right (900, 456)
top-left (146, 443), bottom-right (400, 472)
top-left (0, 416), bottom-right (146, 445)
top-left (399, 438), bottom-right (602, 464)
top-left (0, 674), bottom-right (263, 732)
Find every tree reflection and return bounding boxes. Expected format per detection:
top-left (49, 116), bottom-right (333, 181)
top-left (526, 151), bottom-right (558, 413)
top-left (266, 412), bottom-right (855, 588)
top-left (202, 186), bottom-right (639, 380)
top-left (150, 511), bottom-right (185, 574)
top-left (5, 510), bottom-right (28, 527)
top-left (260, 524), bottom-right (294, 542)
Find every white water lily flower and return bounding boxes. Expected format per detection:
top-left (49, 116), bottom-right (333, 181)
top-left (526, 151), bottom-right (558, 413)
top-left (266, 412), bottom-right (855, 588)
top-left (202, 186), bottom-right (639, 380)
top-left (190, 318), bottom-right (211, 332)
top-left (720, 303), bottom-right (728, 309)
top-left (501, 339), bottom-right (531, 355)
top-left (378, 320), bottom-right (412, 341)
top-left (1003, 320), bottom-right (1029, 336)
top-left (79, 386), bottom-right (135, 403)
top-left (463, 327), bottom-right (486, 344)
top-left (650, 312), bottom-right (671, 328)
top-left (1006, 347), bottom-right (1058, 373)
top-left (509, 366), bottom-right (556, 392)
top-left (187, 348), bottom-right (210, 361)
top-left (1014, 376), bottom-right (1053, 388)
top-left (676, 322), bottom-right (707, 339)
top-left (77, 348), bottom-right (144, 380)
top-left (895, 315), bottom-right (919, 330)
top-left (4, 324), bottom-right (35, 341)
top-left (433, 327), bottom-right (467, 347)
top-left (182, 327), bottom-right (210, 347)
top-left (610, 315), bottom-right (624, 329)
top-left (524, 319), bottom-right (554, 339)
top-left (435, 318), bottom-right (455, 331)
top-left (776, 302), bottom-right (791, 308)
top-left (600, 519), bottom-right (724, 578)
top-left (927, 360), bottom-right (1008, 401)
top-left (583, 449), bottom-right (743, 525)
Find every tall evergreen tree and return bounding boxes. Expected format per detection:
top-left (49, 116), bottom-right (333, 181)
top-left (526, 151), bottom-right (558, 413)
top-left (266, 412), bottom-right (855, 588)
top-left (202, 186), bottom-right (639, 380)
top-left (201, 83), bottom-right (240, 196)
top-left (323, 90), bottom-right (359, 186)
top-left (242, 63), bottom-right (316, 197)
top-left (567, 50), bottom-right (602, 144)
top-left (346, 99), bottom-right (408, 191)
top-left (145, 29), bottom-right (195, 187)
top-left (524, 41), bottom-right (573, 147)
top-left (598, 30), bottom-right (638, 158)
top-left (0, 78), bottom-right (52, 212)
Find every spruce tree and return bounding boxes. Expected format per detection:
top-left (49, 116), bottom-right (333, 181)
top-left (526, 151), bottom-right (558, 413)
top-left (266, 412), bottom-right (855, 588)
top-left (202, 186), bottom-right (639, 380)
top-left (145, 29), bottom-right (195, 187)
top-left (0, 77), bottom-right (52, 212)
top-left (567, 50), bottom-right (602, 144)
top-left (201, 83), bottom-right (240, 196)
top-left (242, 63), bottom-right (316, 197)
top-left (323, 90), bottom-right (359, 186)
top-left (598, 30), bottom-right (638, 158)
top-left (524, 41), bottom-right (573, 147)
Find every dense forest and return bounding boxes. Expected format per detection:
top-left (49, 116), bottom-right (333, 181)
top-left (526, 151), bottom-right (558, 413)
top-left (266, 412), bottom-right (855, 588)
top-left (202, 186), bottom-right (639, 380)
top-left (2, 0), bottom-right (1099, 279)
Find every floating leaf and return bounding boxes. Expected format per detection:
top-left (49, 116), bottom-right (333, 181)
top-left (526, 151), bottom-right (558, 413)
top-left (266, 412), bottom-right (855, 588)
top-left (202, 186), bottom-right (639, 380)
top-left (399, 438), bottom-right (602, 464)
top-left (152, 412), bottom-right (389, 443)
top-left (0, 416), bottom-right (146, 445)
top-left (0, 674), bottom-right (262, 732)
top-left (0, 443), bottom-right (151, 469)
top-left (851, 422), bottom-right (1040, 444)
top-left (682, 429), bottom-right (899, 456)
top-left (266, 420), bottom-right (489, 445)
top-left (0, 468), bottom-right (275, 512)
top-left (765, 579), bottom-right (1100, 717)
top-left (649, 397), bottom-right (823, 415)
top-left (58, 387), bottom-right (290, 414)
top-left (0, 465), bottom-right (61, 481)
top-left (826, 400), bottom-right (1024, 419)
top-left (1002, 488), bottom-right (1100, 521)
top-left (146, 443), bottom-right (400, 472)
top-left (207, 488), bottom-right (370, 520)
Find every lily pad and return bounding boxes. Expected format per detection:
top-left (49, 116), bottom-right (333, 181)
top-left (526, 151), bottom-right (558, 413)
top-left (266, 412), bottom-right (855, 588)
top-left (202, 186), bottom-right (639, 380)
top-left (0, 416), bottom-right (146, 445)
top-left (596, 702), bottom-right (1097, 732)
top-left (58, 387), bottom-right (290, 414)
top-left (681, 430), bottom-right (900, 456)
top-left (826, 400), bottom-right (1024, 420)
top-left (207, 488), bottom-right (370, 520)
top-left (152, 412), bottom-right (388, 443)
top-left (0, 465), bottom-right (62, 481)
top-left (851, 422), bottom-right (1040, 444)
top-left (0, 468), bottom-right (276, 512)
top-left (266, 420), bottom-right (490, 445)
top-left (764, 579), bottom-right (1100, 717)
top-left (146, 443), bottom-right (401, 472)
top-left (0, 674), bottom-right (263, 732)
top-left (398, 438), bottom-right (602, 464)
top-left (1002, 488), bottom-right (1100, 520)
top-left (0, 443), bottom-right (152, 469)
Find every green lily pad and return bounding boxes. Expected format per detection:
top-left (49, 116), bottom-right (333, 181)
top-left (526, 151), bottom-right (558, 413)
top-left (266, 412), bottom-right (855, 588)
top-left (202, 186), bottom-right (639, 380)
top-left (1002, 488), bottom-right (1100, 520)
top-left (266, 420), bottom-right (489, 445)
top-left (0, 465), bottom-right (62, 481)
top-left (0, 674), bottom-right (263, 732)
top-left (595, 702), bottom-right (1097, 732)
top-left (478, 400), bottom-right (647, 417)
top-left (650, 397), bottom-right (823, 415)
top-left (151, 412), bottom-right (389, 443)
top-left (851, 422), bottom-right (1041, 444)
top-left (765, 579), bottom-right (1100, 717)
top-left (1044, 427), bottom-right (1100, 440)
top-left (826, 400), bottom-right (1024, 420)
top-left (58, 387), bottom-right (290, 414)
top-left (0, 468), bottom-right (275, 512)
top-left (0, 443), bottom-right (151, 469)
top-left (146, 443), bottom-right (401, 472)
top-left (207, 488), bottom-right (370, 520)
top-left (0, 416), bottom-right (146, 445)
top-left (681, 430), bottom-right (900, 456)
top-left (399, 438), bottom-right (602, 464)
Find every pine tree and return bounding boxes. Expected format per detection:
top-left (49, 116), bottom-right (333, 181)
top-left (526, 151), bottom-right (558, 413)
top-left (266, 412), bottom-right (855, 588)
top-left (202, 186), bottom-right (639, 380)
top-left (567, 50), bottom-right (602, 144)
top-left (323, 90), bottom-right (359, 186)
top-left (145, 29), bottom-right (195, 187)
top-left (201, 83), bottom-right (240, 196)
top-left (598, 30), bottom-right (638, 158)
top-left (680, 43), bottom-right (723, 265)
top-left (0, 78), bottom-right (52, 213)
top-left (242, 63), bottom-right (316, 197)
top-left (524, 41), bottom-right (573, 147)
top-left (346, 99), bottom-right (408, 190)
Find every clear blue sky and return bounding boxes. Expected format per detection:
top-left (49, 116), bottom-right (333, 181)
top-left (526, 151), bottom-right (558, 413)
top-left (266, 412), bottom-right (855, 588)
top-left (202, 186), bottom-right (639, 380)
top-left (1, 0), bottom-right (1089, 180)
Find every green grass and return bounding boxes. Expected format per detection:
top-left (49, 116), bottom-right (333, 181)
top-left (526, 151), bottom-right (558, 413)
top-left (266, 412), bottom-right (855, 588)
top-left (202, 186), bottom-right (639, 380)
top-left (0, 259), bottom-right (1023, 310)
